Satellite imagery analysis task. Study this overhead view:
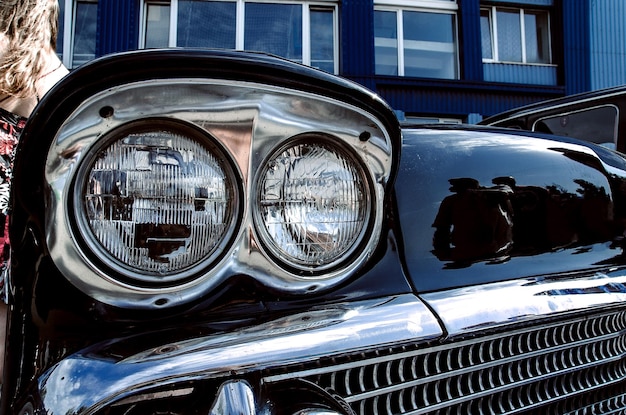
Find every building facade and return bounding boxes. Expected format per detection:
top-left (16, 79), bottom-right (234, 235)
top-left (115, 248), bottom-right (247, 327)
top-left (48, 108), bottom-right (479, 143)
top-left (56, 0), bottom-right (626, 123)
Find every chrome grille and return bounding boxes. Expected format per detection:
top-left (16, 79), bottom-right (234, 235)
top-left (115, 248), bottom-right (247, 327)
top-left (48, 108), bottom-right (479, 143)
top-left (264, 308), bottom-right (626, 414)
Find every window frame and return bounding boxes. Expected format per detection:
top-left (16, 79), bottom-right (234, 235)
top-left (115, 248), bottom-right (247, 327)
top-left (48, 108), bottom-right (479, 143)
top-left (140, 0), bottom-right (339, 74)
top-left (373, 0), bottom-right (460, 79)
top-left (59, 0), bottom-right (98, 69)
top-left (140, 0), bottom-right (173, 49)
top-left (481, 5), bottom-right (553, 65)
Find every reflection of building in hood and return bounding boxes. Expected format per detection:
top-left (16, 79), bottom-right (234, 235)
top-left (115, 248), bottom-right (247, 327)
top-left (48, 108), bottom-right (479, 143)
top-left (432, 173), bottom-right (616, 266)
top-left (448, 177), bottom-right (479, 193)
top-left (433, 177), bottom-right (514, 263)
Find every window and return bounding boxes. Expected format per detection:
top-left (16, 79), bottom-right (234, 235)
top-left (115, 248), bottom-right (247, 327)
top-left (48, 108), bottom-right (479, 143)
top-left (533, 106), bottom-right (619, 149)
top-left (244, 3), bottom-right (303, 62)
top-left (177, 1), bottom-right (236, 49)
top-left (374, 2), bottom-right (459, 79)
top-left (481, 6), bottom-right (551, 64)
top-left (59, 0), bottom-right (98, 68)
top-left (144, 2), bottom-right (171, 49)
top-left (142, 0), bottom-right (338, 74)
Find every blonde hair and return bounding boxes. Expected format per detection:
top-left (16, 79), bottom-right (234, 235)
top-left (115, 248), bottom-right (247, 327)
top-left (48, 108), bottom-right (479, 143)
top-left (0, 0), bottom-right (60, 98)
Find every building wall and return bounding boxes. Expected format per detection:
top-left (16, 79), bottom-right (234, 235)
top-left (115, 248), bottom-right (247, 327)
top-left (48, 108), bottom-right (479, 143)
top-left (562, 0), bottom-right (591, 95)
top-left (81, 0), bottom-right (625, 122)
top-left (360, 0), bottom-right (565, 121)
top-left (589, 0), bottom-right (626, 90)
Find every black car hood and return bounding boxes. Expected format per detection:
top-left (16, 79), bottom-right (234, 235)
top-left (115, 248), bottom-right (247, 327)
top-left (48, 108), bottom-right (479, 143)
top-left (395, 125), bottom-right (626, 293)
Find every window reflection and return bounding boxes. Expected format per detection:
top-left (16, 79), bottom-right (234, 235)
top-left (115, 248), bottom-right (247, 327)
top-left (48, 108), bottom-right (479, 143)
top-left (496, 10), bottom-right (522, 62)
top-left (310, 8), bottom-right (334, 73)
top-left (374, 10), bottom-right (398, 76)
top-left (141, 0), bottom-right (336, 73)
top-left (524, 11), bottom-right (550, 64)
top-left (244, 3), bottom-right (303, 62)
top-left (177, 1), bottom-right (236, 49)
top-left (481, 6), bottom-right (552, 65)
top-left (479, 9), bottom-right (492, 60)
top-left (58, 0), bottom-right (65, 55)
top-left (72, 0), bottom-right (97, 68)
top-left (403, 11), bottom-right (457, 79)
top-left (374, 8), bottom-right (458, 79)
top-left (145, 3), bottom-right (170, 48)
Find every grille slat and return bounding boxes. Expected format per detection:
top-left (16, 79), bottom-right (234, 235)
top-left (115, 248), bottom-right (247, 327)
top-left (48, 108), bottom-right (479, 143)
top-left (264, 309), bottom-right (626, 414)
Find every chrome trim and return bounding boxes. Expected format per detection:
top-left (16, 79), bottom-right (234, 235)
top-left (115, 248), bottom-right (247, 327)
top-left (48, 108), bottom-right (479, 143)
top-left (209, 381), bottom-right (257, 415)
top-left (294, 411), bottom-right (344, 415)
top-left (44, 79), bottom-right (394, 308)
top-left (421, 270), bottom-right (626, 337)
top-left (274, 307), bottom-right (626, 414)
top-left (563, 392), bottom-right (626, 415)
top-left (35, 275), bottom-right (626, 414)
top-left (37, 295), bottom-right (442, 414)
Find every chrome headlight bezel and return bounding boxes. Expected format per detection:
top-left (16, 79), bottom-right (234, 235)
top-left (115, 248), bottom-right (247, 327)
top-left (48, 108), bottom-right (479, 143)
top-left (40, 52), bottom-right (397, 310)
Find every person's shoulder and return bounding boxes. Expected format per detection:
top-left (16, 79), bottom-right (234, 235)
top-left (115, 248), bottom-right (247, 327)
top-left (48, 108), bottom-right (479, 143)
top-left (39, 65), bottom-right (69, 97)
top-left (0, 95), bottom-right (37, 119)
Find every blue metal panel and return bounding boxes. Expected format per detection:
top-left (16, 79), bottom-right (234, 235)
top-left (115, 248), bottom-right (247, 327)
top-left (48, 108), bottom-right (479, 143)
top-left (562, 1), bottom-right (591, 94)
top-left (589, 0), bottom-right (626, 90)
top-left (340, 0), bottom-right (375, 89)
top-left (483, 63), bottom-right (557, 85)
top-left (458, 0), bottom-right (483, 82)
top-left (355, 77), bottom-right (564, 119)
top-left (97, 0), bottom-right (140, 56)
top-left (376, 84), bottom-right (556, 118)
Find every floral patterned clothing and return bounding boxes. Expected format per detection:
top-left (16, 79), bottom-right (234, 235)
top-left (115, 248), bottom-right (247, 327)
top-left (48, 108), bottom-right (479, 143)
top-left (0, 107), bottom-right (26, 301)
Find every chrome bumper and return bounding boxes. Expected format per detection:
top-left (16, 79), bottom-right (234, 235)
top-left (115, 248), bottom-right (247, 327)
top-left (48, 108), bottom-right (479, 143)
top-left (32, 295), bottom-right (442, 414)
top-left (25, 271), bottom-right (626, 414)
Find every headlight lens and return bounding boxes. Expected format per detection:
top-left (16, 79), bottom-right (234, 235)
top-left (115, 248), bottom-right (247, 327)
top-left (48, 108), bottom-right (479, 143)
top-left (256, 137), bottom-right (371, 272)
top-left (75, 121), bottom-right (239, 284)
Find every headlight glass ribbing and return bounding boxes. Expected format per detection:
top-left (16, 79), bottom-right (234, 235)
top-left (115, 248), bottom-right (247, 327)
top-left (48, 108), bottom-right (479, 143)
top-left (78, 124), bottom-right (238, 282)
top-left (257, 138), bottom-right (370, 271)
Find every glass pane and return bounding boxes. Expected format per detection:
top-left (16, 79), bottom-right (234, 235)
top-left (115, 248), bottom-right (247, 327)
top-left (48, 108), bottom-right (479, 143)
top-left (480, 9), bottom-right (492, 60)
top-left (524, 11), bottom-right (550, 64)
top-left (72, 0), bottom-right (97, 68)
top-left (374, 10), bottom-right (398, 76)
top-left (145, 4), bottom-right (170, 48)
top-left (57, 0), bottom-right (65, 55)
top-left (534, 106), bottom-right (618, 148)
top-left (403, 11), bottom-right (457, 79)
top-left (496, 10), bottom-right (522, 62)
top-left (310, 8), bottom-right (334, 73)
top-left (244, 3), bottom-right (302, 62)
top-left (178, 1), bottom-right (236, 48)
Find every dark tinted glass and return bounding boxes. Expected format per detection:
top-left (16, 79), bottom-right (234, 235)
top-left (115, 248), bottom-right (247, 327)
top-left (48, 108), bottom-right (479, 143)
top-left (533, 106), bottom-right (618, 147)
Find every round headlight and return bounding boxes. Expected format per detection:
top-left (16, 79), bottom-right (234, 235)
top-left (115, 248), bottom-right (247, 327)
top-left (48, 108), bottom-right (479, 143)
top-left (256, 136), bottom-right (371, 272)
top-left (74, 120), bottom-right (239, 285)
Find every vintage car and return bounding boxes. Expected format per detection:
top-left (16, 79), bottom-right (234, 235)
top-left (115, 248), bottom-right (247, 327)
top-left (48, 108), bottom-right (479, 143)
top-left (2, 49), bottom-right (626, 414)
top-left (480, 84), bottom-right (626, 153)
